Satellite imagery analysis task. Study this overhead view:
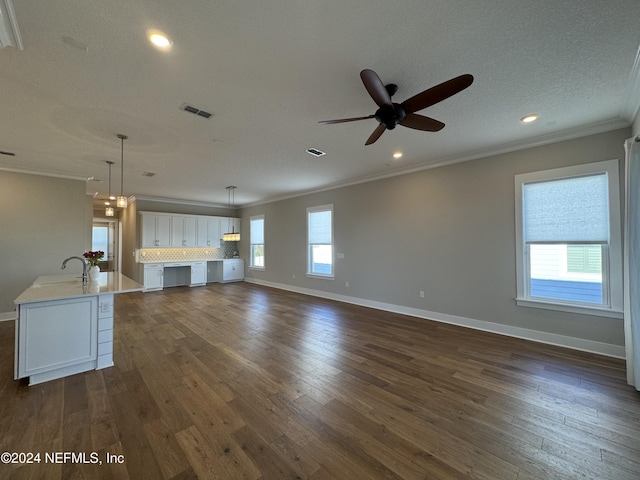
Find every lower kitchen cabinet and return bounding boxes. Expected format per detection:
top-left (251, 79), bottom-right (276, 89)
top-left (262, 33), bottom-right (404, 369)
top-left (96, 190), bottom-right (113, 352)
top-left (218, 258), bottom-right (244, 283)
top-left (190, 262), bottom-right (206, 286)
top-left (143, 263), bottom-right (164, 291)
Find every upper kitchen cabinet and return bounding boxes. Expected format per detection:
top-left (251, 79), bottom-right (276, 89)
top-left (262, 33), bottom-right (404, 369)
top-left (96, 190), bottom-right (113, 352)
top-left (171, 216), bottom-right (197, 247)
top-left (140, 213), bottom-right (171, 247)
top-left (196, 217), bottom-right (221, 248)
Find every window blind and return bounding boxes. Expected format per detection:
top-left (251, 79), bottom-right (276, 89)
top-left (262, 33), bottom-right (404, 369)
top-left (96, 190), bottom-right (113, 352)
top-left (523, 173), bottom-right (609, 243)
top-left (250, 217), bottom-right (264, 244)
top-left (308, 209), bottom-right (332, 244)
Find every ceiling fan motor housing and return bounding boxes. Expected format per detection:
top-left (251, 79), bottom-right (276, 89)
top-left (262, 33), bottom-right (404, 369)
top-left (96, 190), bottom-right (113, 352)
top-left (375, 103), bottom-right (406, 130)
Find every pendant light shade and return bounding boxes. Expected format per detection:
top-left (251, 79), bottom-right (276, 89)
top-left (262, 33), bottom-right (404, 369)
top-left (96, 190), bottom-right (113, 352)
top-left (222, 186), bottom-right (240, 242)
top-left (105, 160), bottom-right (115, 217)
top-left (116, 134), bottom-right (128, 208)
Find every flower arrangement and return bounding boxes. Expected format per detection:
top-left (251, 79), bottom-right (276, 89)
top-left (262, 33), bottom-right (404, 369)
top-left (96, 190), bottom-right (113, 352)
top-left (83, 250), bottom-right (104, 267)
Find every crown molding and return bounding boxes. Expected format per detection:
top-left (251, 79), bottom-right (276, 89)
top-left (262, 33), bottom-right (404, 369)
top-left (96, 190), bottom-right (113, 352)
top-left (133, 194), bottom-right (228, 209)
top-left (0, 165), bottom-right (89, 182)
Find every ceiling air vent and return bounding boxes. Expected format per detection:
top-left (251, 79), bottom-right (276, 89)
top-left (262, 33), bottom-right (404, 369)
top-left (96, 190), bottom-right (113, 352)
top-left (0, 150), bottom-right (15, 156)
top-left (306, 148), bottom-right (326, 157)
top-left (142, 171), bottom-right (156, 177)
top-left (180, 103), bottom-right (213, 119)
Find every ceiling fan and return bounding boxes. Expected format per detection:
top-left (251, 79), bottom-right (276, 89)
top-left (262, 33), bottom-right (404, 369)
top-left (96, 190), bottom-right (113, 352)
top-left (320, 69), bottom-right (474, 145)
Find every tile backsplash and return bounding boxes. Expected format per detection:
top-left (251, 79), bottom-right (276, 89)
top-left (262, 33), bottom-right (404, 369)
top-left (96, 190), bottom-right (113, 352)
top-left (137, 243), bottom-right (239, 263)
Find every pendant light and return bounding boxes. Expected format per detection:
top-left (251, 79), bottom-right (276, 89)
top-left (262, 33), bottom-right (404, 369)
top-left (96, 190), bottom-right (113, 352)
top-left (222, 186), bottom-right (240, 242)
top-left (105, 160), bottom-right (115, 217)
top-left (116, 133), bottom-right (128, 208)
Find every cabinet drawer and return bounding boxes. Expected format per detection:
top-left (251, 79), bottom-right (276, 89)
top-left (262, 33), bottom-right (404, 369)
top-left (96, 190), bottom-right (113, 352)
top-left (98, 342), bottom-right (113, 356)
top-left (98, 316), bottom-right (114, 332)
top-left (98, 329), bottom-right (113, 344)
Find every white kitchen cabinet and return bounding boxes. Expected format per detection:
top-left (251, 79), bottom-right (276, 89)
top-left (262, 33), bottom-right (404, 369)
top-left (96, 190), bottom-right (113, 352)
top-left (14, 274), bottom-right (142, 385)
top-left (190, 262), bottom-right (207, 286)
top-left (15, 296), bottom-right (104, 385)
top-left (97, 294), bottom-right (115, 369)
top-left (171, 216), bottom-right (197, 247)
top-left (218, 258), bottom-right (244, 282)
top-left (143, 263), bottom-right (164, 291)
top-left (141, 214), bottom-right (171, 247)
top-left (196, 217), bottom-right (221, 248)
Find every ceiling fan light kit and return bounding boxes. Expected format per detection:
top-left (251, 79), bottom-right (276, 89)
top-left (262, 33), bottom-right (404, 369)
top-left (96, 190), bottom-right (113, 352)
top-left (0, 0), bottom-right (22, 49)
top-left (320, 69), bottom-right (474, 145)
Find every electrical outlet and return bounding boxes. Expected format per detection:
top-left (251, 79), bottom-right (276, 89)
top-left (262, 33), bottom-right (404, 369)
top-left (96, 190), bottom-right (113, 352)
top-left (293, 274), bottom-right (296, 279)
top-left (345, 281), bottom-right (349, 287)
top-left (419, 291), bottom-right (425, 298)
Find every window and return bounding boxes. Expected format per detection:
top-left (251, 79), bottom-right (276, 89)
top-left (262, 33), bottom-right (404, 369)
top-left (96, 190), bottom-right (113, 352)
top-left (515, 160), bottom-right (622, 317)
top-left (307, 205), bottom-right (333, 278)
top-left (92, 225), bottom-right (109, 256)
top-left (250, 214), bottom-right (265, 269)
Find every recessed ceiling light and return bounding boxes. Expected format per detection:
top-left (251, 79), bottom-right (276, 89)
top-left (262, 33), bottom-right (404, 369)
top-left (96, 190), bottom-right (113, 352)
top-left (520, 114), bottom-right (539, 124)
top-left (393, 151), bottom-right (403, 159)
top-left (146, 30), bottom-right (172, 49)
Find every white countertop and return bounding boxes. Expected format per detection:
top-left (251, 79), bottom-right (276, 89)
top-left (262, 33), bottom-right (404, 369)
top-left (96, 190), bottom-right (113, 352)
top-left (15, 272), bottom-right (143, 305)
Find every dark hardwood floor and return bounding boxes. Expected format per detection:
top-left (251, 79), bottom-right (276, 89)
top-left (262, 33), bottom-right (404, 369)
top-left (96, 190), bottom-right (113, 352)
top-left (1, 282), bottom-right (639, 479)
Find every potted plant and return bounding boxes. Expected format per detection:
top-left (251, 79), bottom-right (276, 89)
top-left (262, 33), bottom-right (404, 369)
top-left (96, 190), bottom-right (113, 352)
top-left (83, 250), bottom-right (104, 281)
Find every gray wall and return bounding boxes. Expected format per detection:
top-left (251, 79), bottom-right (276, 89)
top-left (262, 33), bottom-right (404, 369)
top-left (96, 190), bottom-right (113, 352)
top-left (0, 172), bottom-right (92, 314)
top-left (241, 128), bottom-right (630, 348)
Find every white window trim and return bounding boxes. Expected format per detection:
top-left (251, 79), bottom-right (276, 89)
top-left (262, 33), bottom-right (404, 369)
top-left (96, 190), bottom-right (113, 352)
top-left (306, 204), bottom-right (334, 279)
top-left (249, 214), bottom-right (265, 270)
top-left (514, 159), bottom-right (623, 318)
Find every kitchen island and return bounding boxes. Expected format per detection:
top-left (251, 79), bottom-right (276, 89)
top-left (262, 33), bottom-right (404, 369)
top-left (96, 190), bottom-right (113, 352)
top-left (14, 272), bottom-right (142, 386)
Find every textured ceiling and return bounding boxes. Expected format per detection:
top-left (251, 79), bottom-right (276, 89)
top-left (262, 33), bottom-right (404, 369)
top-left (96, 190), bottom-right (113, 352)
top-left (1, 0), bottom-right (639, 208)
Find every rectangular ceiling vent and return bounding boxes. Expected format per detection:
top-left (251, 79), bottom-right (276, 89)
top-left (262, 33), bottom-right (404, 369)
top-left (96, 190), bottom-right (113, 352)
top-left (0, 150), bottom-right (15, 156)
top-left (306, 148), bottom-right (326, 157)
top-left (142, 171), bottom-right (156, 177)
top-left (180, 103), bottom-right (213, 119)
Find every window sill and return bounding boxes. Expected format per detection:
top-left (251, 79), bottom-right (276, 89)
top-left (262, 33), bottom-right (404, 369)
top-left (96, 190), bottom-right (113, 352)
top-left (516, 297), bottom-right (623, 319)
top-left (306, 273), bottom-right (334, 280)
top-left (249, 266), bottom-right (265, 271)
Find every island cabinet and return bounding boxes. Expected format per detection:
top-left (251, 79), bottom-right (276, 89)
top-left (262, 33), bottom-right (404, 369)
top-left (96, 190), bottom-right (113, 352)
top-left (13, 273), bottom-right (142, 386)
top-left (141, 213), bottom-right (171, 247)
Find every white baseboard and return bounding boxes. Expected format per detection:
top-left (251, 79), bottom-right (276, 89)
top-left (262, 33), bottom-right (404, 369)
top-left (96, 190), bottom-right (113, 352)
top-left (244, 278), bottom-right (625, 359)
top-left (0, 311), bottom-right (16, 322)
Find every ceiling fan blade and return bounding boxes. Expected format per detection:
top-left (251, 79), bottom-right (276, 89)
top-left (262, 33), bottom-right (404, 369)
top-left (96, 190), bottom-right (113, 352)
top-left (402, 74), bottom-right (474, 114)
top-left (319, 115), bottom-right (375, 124)
top-left (400, 113), bottom-right (445, 132)
top-left (365, 124), bottom-right (386, 145)
top-left (360, 69), bottom-right (392, 107)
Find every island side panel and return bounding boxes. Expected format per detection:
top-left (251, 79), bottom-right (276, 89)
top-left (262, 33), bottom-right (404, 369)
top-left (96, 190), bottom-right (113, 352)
top-left (16, 296), bottom-right (98, 385)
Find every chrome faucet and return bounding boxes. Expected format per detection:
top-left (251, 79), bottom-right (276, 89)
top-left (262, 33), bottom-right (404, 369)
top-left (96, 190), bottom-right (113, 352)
top-left (61, 256), bottom-right (88, 284)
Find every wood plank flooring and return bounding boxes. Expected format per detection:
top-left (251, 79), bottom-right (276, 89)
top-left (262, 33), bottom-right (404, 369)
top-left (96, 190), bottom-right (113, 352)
top-left (1, 282), bottom-right (639, 479)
